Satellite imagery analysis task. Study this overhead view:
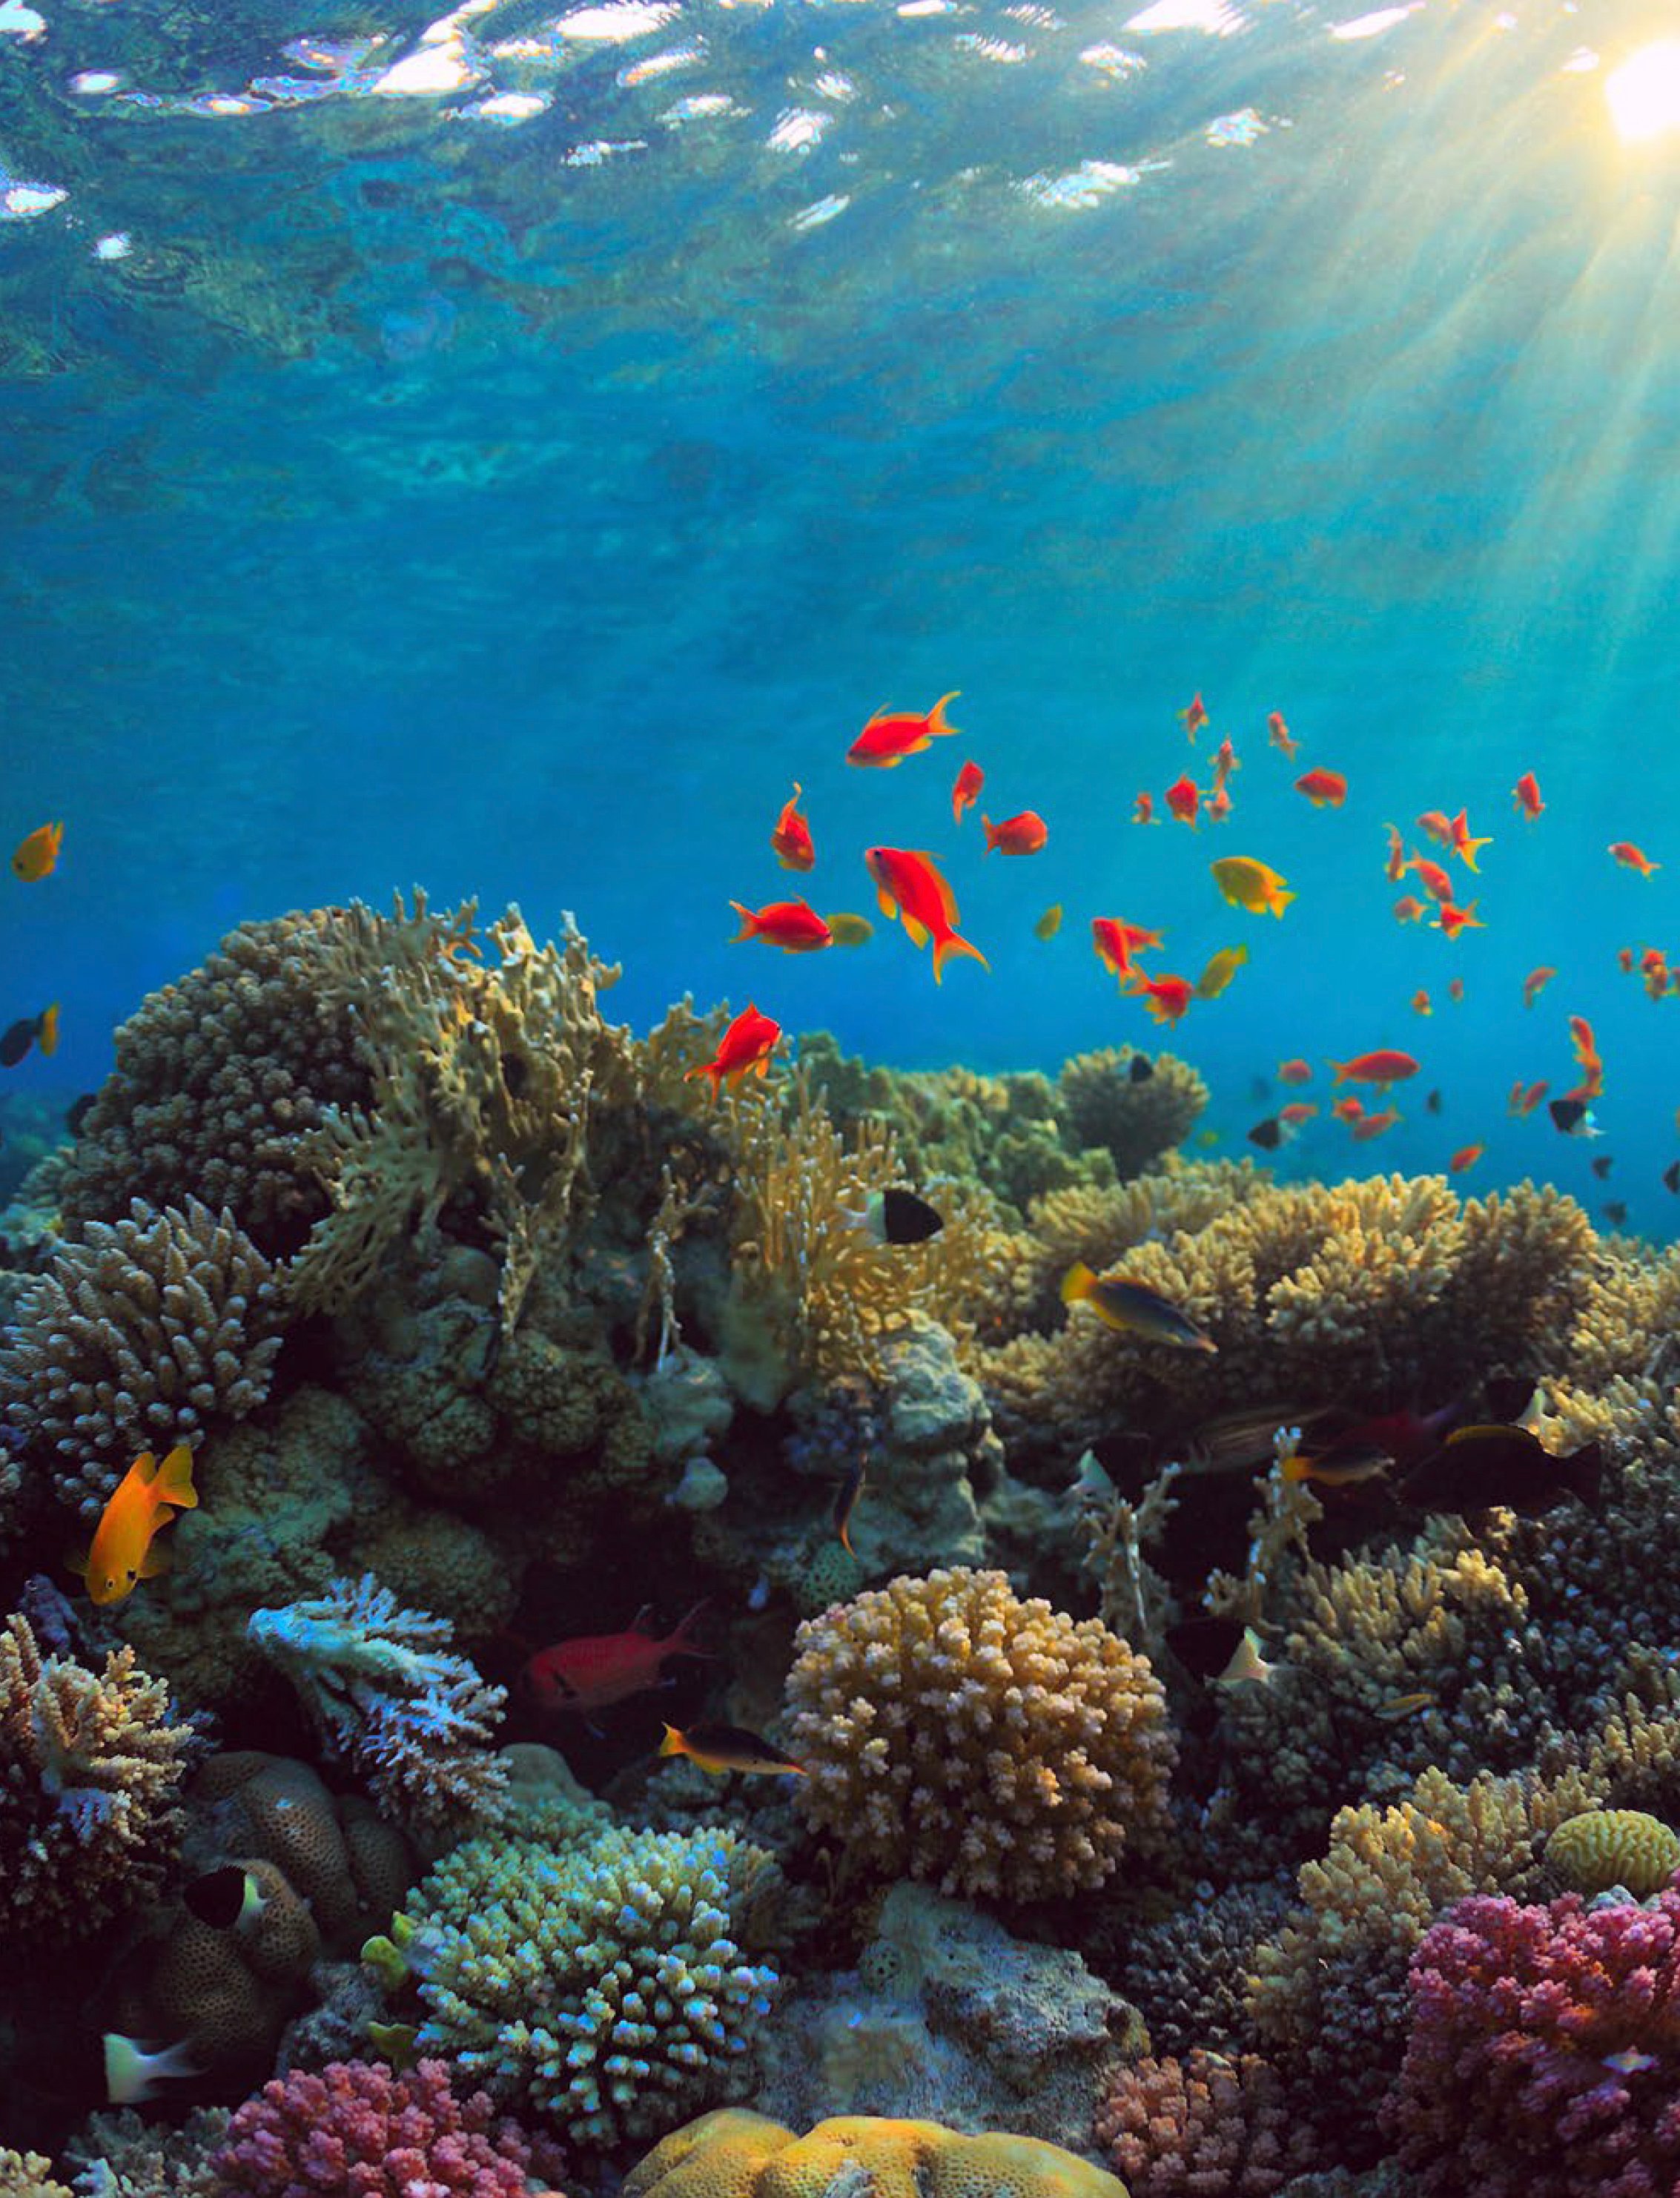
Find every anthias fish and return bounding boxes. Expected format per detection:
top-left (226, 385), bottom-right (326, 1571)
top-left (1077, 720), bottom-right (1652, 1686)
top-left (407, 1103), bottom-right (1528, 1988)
top-left (951, 759), bottom-right (985, 821)
top-left (864, 846), bottom-right (988, 983)
top-left (769, 783), bottom-right (815, 871)
top-left (848, 692), bottom-right (961, 767)
top-left (1060, 1261), bottom-right (1216, 1352)
top-left (686, 1005), bottom-right (781, 1096)
top-left (982, 811), bottom-right (1048, 857)
top-left (728, 898), bottom-right (833, 951)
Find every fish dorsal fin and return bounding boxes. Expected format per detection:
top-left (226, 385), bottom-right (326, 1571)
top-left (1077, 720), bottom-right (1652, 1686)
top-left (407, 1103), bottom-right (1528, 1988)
top-left (1445, 1422), bottom-right (1524, 1448)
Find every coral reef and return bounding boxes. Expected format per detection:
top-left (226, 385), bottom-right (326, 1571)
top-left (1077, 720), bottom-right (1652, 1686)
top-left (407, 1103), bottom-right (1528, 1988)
top-left (1094, 2052), bottom-right (1320, 2198)
top-left (1099, 1880), bottom-right (1291, 2060)
top-left (62, 2109), bottom-right (230, 2198)
top-left (784, 1568), bottom-right (1174, 1901)
top-left (0, 2155), bottom-right (72, 2198)
top-left (1542, 1806), bottom-right (1680, 1898)
top-left (1054, 1050), bottom-right (1209, 1184)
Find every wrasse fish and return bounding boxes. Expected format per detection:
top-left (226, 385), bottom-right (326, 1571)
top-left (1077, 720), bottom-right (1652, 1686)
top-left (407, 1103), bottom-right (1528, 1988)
top-left (848, 691), bottom-right (961, 768)
top-left (825, 911), bottom-right (874, 948)
top-left (1195, 943), bottom-right (1249, 1000)
top-left (658, 1722), bottom-right (807, 1777)
top-left (845, 1187), bottom-right (943, 1244)
top-left (1609, 841), bottom-right (1660, 876)
top-left (864, 845), bottom-right (988, 983)
top-left (11, 820), bottom-right (62, 881)
top-left (951, 759), bottom-right (985, 822)
top-left (1433, 899), bottom-right (1484, 940)
top-left (1165, 774), bottom-right (1200, 828)
top-left (1034, 903), bottom-right (1063, 941)
top-left (1060, 1261), bottom-right (1217, 1351)
top-left (1179, 690), bottom-right (1208, 741)
top-left (1267, 710), bottom-right (1298, 757)
top-left (729, 898), bottom-right (833, 951)
top-left (1512, 770), bottom-right (1544, 819)
top-left (1329, 1049), bottom-right (1419, 1089)
top-left (1091, 917), bottom-right (1165, 984)
top-left (1449, 1143), bottom-right (1484, 1173)
top-left (769, 783), bottom-right (815, 871)
top-left (1402, 1423), bottom-right (1602, 1517)
top-left (1277, 1058), bottom-right (1312, 1086)
top-left (68, 1444), bottom-right (199, 1607)
top-left (686, 1004), bottom-right (781, 1096)
top-left (1210, 855), bottom-right (1294, 917)
top-left (1294, 766), bottom-right (1347, 808)
top-left (1128, 971), bottom-right (1195, 1026)
top-left (1280, 1442), bottom-right (1391, 1488)
top-left (982, 810), bottom-right (1048, 857)
top-left (1523, 966), bottom-right (1556, 1009)
top-left (1375, 1690), bottom-right (1438, 1721)
top-left (523, 1603), bottom-right (711, 1714)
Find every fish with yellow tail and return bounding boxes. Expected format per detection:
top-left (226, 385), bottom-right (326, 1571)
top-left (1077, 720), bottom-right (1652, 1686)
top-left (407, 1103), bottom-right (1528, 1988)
top-left (658, 1722), bottom-right (807, 1777)
top-left (68, 1443), bottom-right (199, 1606)
top-left (1060, 1261), bottom-right (1217, 1353)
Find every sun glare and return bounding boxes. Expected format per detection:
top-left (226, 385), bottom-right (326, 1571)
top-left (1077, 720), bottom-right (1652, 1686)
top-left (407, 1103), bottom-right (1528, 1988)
top-left (1605, 39), bottom-right (1680, 144)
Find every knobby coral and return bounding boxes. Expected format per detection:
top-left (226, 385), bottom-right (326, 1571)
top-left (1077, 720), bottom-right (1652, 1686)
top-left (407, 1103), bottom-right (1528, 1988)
top-left (1094, 2051), bottom-right (1320, 2197)
top-left (783, 1567), bottom-right (1175, 1900)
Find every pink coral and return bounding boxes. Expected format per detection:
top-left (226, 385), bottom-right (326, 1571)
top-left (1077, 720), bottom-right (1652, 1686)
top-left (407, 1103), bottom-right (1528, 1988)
top-left (210, 2059), bottom-right (564, 2198)
top-left (1094, 2050), bottom-right (1318, 2197)
top-left (1388, 1887), bottom-right (1680, 2196)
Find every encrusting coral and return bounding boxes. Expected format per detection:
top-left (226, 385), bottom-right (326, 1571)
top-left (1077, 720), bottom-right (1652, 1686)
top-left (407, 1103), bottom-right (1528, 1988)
top-left (1094, 2051), bottom-right (1320, 2198)
top-left (1, 1196), bottom-right (283, 1517)
top-left (784, 1568), bottom-right (1175, 1901)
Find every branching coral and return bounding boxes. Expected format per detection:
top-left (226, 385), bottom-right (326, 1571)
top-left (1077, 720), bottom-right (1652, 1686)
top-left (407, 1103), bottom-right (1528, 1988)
top-left (0, 2154), bottom-right (72, 2198)
top-left (1387, 1887), bottom-right (1680, 2195)
top-left (1094, 2051), bottom-right (1320, 2197)
top-left (1100, 1879), bottom-right (1291, 2059)
top-left (0, 1612), bottom-right (196, 1942)
top-left (1054, 1049), bottom-right (1208, 1181)
top-left (1, 1196), bottom-right (283, 1516)
top-left (783, 1567), bottom-right (1175, 1900)
top-left (397, 1826), bottom-right (783, 2148)
top-left (248, 1575), bottom-right (507, 1841)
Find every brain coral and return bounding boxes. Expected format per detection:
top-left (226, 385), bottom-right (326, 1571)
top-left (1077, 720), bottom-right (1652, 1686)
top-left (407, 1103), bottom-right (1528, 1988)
top-left (782, 1568), bottom-right (1174, 1901)
top-left (399, 1826), bottom-right (782, 2149)
top-left (623, 2110), bottom-right (1129, 2198)
top-left (0, 1196), bottom-right (283, 1515)
top-left (1544, 1808), bottom-right (1680, 1898)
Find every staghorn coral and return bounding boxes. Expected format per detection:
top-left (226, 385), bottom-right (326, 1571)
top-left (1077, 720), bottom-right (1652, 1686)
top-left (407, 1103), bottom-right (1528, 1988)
top-left (783, 1568), bottom-right (1175, 1901)
top-left (397, 1825), bottom-right (782, 2149)
top-left (1542, 1807), bottom-right (1680, 1898)
top-left (1, 1196), bottom-right (283, 1516)
top-left (622, 2109), bottom-right (1129, 2198)
top-left (0, 1613), bottom-right (196, 1943)
top-left (1054, 1049), bottom-right (1208, 1182)
top-left (248, 1574), bottom-right (507, 1842)
top-left (208, 2059), bottom-right (565, 2198)
top-left (1094, 2052), bottom-right (1320, 2198)
top-left (1387, 1887), bottom-right (1680, 2196)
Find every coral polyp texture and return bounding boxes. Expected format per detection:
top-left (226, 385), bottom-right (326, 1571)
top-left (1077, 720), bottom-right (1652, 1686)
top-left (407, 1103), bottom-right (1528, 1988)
top-left (1094, 2052), bottom-right (1320, 2198)
top-left (782, 1567), bottom-right (1174, 1899)
top-left (1388, 1887), bottom-right (1680, 2196)
top-left (621, 2109), bottom-right (1130, 2198)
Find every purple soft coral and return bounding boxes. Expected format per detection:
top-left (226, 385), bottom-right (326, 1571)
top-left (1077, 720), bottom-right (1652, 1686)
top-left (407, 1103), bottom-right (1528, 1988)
top-left (211, 2058), bottom-right (565, 2198)
top-left (1387, 1886), bottom-right (1680, 2197)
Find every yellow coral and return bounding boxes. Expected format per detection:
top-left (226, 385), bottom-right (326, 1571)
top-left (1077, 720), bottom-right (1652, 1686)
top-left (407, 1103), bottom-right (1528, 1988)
top-left (624, 2112), bottom-right (1128, 2198)
top-left (0, 2153), bottom-right (72, 2198)
top-left (1545, 1808), bottom-right (1680, 1897)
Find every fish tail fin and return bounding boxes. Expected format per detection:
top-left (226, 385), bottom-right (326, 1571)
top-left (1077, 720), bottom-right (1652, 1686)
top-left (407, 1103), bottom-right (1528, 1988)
top-left (728, 902), bottom-right (757, 943)
top-left (932, 931), bottom-right (988, 985)
top-left (1329, 1060), bottom-right (1348, 1083)
top-left (928, 691), bottom-right (961, 740)
top-left (683, 1062), bottom-right (721, 1098)
top-left (1567, 1442), bottom-right (1604, 1514)
top-left (1060, 1261), bottom-right (1096, 1307)
top-left (658, 1724), bottom-right (686, 1759)
top-left (137, 1542), bottom-right (173, 1580)
top-left (1270, 890), bottom-right (1296, 916)
top-left (668, 1600), bottom-right (715, 1658)
top-left (981, 815), bottom-right (997, 853)
top-left (65, 1545), bottom-right (90, 1588)
top-left (154, 1443), bottom-right (198, 1510)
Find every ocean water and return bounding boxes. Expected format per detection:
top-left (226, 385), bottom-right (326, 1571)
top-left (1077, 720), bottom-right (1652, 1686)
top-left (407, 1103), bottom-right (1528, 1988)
top-left (4, 0), bottom-right (1679, 1227)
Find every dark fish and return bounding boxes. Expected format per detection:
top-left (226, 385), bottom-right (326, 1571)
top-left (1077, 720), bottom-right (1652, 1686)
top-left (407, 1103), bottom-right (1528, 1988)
top-left (1062, 1262), bottom-right (1217, 1352)
top-left (67, 1092), bottom-right (98, 1136)
top-left (1425, 1088), bottom-right (1443, 1115)
top-left (0, 1019), bottom-right (34, 1068)
top-left (1401, 1423), bottom-right (1602, 1517)
top-left (847, 1187), bottom-right (943, 1246)
top-left (1165, 1614), bottom-right (1249, 1680)
top-left (1548, 1097), bottom-right (1598, 1137)
top-left (1602, 1200), bottom-right (1629, 1228)
top-left (1129, 1053), bottom-right (1154, 1083)
top-left (833, 1455), bottom-right (866, 1554)
top-left (658, 1721), bottom-right (807, 1776)
top-left (1665, 1161), bottom-right (1680, 1196)
top-left (1590, 1155), bottom-right (1613, 1181)
top-left (182, 1865), bottom-right (266, 1932)
top-left (1247, 1115), bottom-right (1283, 1151)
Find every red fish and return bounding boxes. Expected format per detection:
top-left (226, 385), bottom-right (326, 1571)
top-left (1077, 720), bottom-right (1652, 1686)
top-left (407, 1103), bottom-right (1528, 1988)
top-left (1279, 1100), bottom-right (1318, 1126)
top-left (1350, 1106), bottom-right (1400, 1141)
top-left (1332, 1094), bottom-right (1366, 1123)
top-left (1449, 1143), bottom-right (1484, 1173)
top-left (1446, 809), bottom-right (1492, 870)
top-left (1512, 771), bottom-right (1543, 820)
top-left (770, 784), bottom-right (815, 872)
top-left (1179, 691), bottom-right (1208, 741)
top-left (982, 811), bottom-right (1048, 857)
top-left (1409, 851), bottom-right (1455, 905)
top-left (1128, 971), bottom-right (1194, 1026)
top-left (1133, 791), bottom-right (1157, 825)
top-left (523, 1603), bottom-right (711, 1714)
top-left (729, 899), bottom-right (833, 951)
top-left (686, 1004), bottom-right (781, 1097)
top-left (1568, 1014), bottom-right (1604, 1100)
top-left (1330, 1049), bottom-right (1419, 1088)
top-left (1448, 977), bottom-right (1465, 1004)
top-left (1277, 1058), bottom-right (1312, 1085)
top-left (1165, 774), bottom-right (1200, 828)
top-left (864, 846), bottom-right (988, 983)
top-left (1267, 710), bottom-right (1298, 758)
top-left (1412, 990), bottom-right (1432, 1017)
top-left (1207, 784), bottom-right (1233, 823)
top-left (1508, 1078), bottom-right (1549, 1117)
top-left (951, 760), bottom-right (985, 822)
top-left (1383, 824), bottom-right (1407, 884)
top-left (1093, 918), bottom-right (1165, 984)
top-left (1295, 767), bottom-right (1347, 808)
top-left (1211, 737), bottom-right (1239, 791)
top-left (1610, 841), bottom-right (1660, 875)
top-left (1523, 966), bottom-right (1556, 1009)
top-left (1416, 810), bottom-right (1452, 847)
top-left (1432, 899), bottom-right (1484, 940)
top-left (848, 691), bottom-right (961, 768)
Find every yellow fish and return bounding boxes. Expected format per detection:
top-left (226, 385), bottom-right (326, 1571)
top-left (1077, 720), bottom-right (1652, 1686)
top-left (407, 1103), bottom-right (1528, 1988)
top-left (36, 1002), bottom-right (59, 1057)
top-left (1194, 943), bottom-right (1249, 1000)
top-left (824, 911), bottom-right (875, 948)
top-left (1211, 855), bottom-right (1294, 917)
top-left (12, 821), bottom-right (63, 882)
top-left (1034, 903), bottom-right (1064, 941)
top-left (1060, 1261), bottom-right (1217, 1352)
top-left (69, 1444), bottom-right (199, 1605)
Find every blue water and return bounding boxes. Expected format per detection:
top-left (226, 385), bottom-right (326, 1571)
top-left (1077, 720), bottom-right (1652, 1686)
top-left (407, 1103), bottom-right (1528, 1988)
top-left (4, 0), bottom-right (1679, 1225)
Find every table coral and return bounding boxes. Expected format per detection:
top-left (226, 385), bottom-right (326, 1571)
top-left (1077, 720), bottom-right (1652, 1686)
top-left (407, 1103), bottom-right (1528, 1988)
top-left (1388, 1887), bottom-right (1680, 2195)
top-left (395, 1824), bottom-right (782, 2149)
top-left (1094, 2051), bottom-right (1320, 2197)
top-left (783, 1567), bottom-right (1175, 1901)
top-left (208, 2058), bottom-right (566, 2198)
top-left (1, 1195), bottom-right (283, 1517)
top-left (0, 1612), bottom-right (196, 1944)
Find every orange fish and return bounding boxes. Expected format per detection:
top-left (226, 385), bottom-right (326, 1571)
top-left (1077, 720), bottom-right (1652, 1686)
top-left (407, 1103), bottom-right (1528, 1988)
top-left (1383, 825), bottom-right (1407, 884)
top-left (729, 898), bottom-right (833, 952)
top-left (1332, 1094), bottom-right (1366, 1123)
top-left (685, 1004), bottom-right (781, 1097)
top-left (1165, 774), bottom-right (1200, 828)
top-left (1277, 1058), bottom-right (1312, 1086)
top-left (1433, 900), bottom-right (1484, 940)
top-left (1610, 841), bottom-right (1660, 876)
top-left (1409, 851), bottom-right (1455, 904)
top-left (523, 1604), bottom-right (711, 1713)
top-left (1350, 1106), bottom-right (1400, 1141)
top-left (1524, 966), bottom-right (1556, 1009)
top-left (1207, 784), bottom-right (1233, 823)
top-left (1092, 918), bottom-right (1165, 984)
top-left (1568, 1014), bottom-right (1604, 1100)
top-left (847, 691), bottom-right (960, 768)
top-left (36, 1002), bottom-right (59, 1057)
top-left (11, 822), bottom-right (62, 882)
top-left (1512, 771), bottom-right (1543, 820)
top-left (1392, 894), bottom-right (1427, 925)
top-left (1330, 1049), bottom-right (1419, 1088)
top-left (1129, 971), bottom-right (1194, 1026)
top-left (1646, 959), bottom-right (1670, 1000)
top-left (1618, 946), bottom-right (1635, 973)
top-left (1416, 810), bottom-right (1453, 848)
top-left (951, 760), bottom-right (985, 822)
top-left (1266, 710), bottom-right (1297, 758)
top-left (1412, 990), bottom-right (1432, 1017)
top-left (1446, 809), bottom-right (1492, 870)
top-left (1279, 1100), bottom-right (1318, 1127)
top-left (1179, 691), bottom-right (1208, 741)
top-left (982, 811), bottom-right (1048, 857)
top-left (1212, 737), bottom-right (1239, 791)
top-left (69, 1445), bottom-right (199, 1606)
top-left (769, 784), bottom-right (815, 871)
top-left (864, 846), bottom-right (988, 983)
top-left (1448, 977), bottom-right (1465, 1004)
top-left (1133, 791), bottom-right (1157, 825)
top-left (1508, 1078), bottom-right (1549, 1117)
top-left (1294, 767), bottom-right (1347, 808)
top-left (1449, 1144), bottom-right (1484, 1173)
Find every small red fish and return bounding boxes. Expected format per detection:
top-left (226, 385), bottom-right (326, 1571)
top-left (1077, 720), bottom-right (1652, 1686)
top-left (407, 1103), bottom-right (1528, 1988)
top-left (1512, 771), bottom-right (1543, 819)
top-left (1412, 989), bottom-right (1432, 1017)
top-left (729, 899), bottom-right (833, 951)
top-left (1279, 1100), bottom-right (1318, 1127)
top-left (1448, 977), bottom-right (1465, 1004)
top-left (1165, 774), bottom-right (1200, 828)
top-left (1330, 1049), bottom-right (1419, 1087)
top-left (1211, 737), bottom-right (1239, 791)
top-left (1409, 851), bottom-right (1455, 905)
top-left (1416, 810), bottom-right (1453, 847)
top-left (1524, 966), bottom-right (1556, 1009)
top-left (1133, 791), bottom-right (1157, 825)
top-left (1509, 1077), bottom-right (1549, 1118)
top-left (1179, 691), bottom-right (1208, 742)
top-left (1446, 809), bottom-right (1492, 870)
top-left (1266, 710), bottom-right (1298, 759)
top-left (864, 845), bottom-right (988, 983)
top-left (1392, 894), bottom-right (1427, 925)
top-left (523, 1603), bottom-right (711, 1714)
top-left (951, 760), bottom-right (985, 822)
top-left (1350, 1106), bottom-right (1400, 1141)
top-left (1449, 1143), bottom-right (1484, 1173)
top-left (1206, 784), bottom-right (1233, 823)
top-left (1433, 899), bottom-right (1484, 940)
top-left (769, 784), bottom-right (815, 872)
top-left (1332, 1094), bottom-right (1366, 1123)
top-left (982, 811), bottom-right (1048, 857)
top-left (1383, 824), bottom-right (1407, 884)
top-left (1128, 971), bottom-right (1194, 1026)
top-left (1295, 767), bottom-right (1347, 808)
top-left (1610, 841), bottom-right (1660, 875)
top-left (1646, 959), bottom-right (1670, 1000)
top-left (686, 1004), bottom-right (781, 1097)
top-left (1092, 918), bottom-right (1165, 984)
top-left (848, 691), bottom-right (961, 768)
top-left (1618, 946), bottom-right (1636, 973)
top-left (1277, 1058), bottom-right (1312, 1085)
